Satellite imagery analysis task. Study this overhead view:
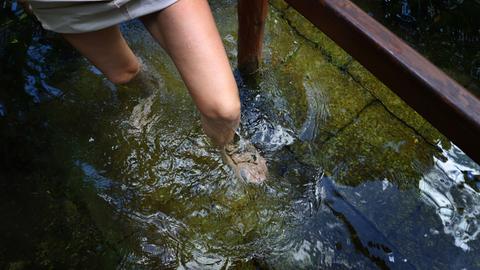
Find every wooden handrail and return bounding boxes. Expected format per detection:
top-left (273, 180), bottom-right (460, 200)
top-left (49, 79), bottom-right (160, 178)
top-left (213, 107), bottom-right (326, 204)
top-left (237, 0), bottom-right (480, 164)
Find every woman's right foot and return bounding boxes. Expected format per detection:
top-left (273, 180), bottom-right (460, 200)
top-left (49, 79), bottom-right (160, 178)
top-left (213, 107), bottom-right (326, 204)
top-left (222, 136), bottom-right (268, 183)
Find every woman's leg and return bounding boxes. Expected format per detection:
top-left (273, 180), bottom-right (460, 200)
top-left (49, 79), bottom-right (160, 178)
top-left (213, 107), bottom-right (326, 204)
top-left (140, 0), bottom-right (240, 146)
top-left (62, 26), bottom-right (140, 84)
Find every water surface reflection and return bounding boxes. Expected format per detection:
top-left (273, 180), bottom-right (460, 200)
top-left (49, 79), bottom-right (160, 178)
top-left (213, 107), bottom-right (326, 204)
top-left (1, 1), bottom-right (480, 269)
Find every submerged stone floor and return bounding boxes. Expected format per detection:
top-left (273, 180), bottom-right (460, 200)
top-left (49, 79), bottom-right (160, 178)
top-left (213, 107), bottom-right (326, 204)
top-left (1, 0), bottom-right (480, 269)
top-left (223, 2), bottom-right (480, 268)
top-left (262, 0), bottom-right (453, 187)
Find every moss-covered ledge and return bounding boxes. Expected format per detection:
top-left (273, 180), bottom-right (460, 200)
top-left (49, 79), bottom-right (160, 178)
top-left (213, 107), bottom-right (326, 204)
top-left (267, 0), bottom-right (448, 148)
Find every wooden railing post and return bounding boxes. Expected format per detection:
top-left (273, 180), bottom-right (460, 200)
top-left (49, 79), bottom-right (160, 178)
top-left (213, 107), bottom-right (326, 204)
top-left (237, 0), bottom-right (268, 74)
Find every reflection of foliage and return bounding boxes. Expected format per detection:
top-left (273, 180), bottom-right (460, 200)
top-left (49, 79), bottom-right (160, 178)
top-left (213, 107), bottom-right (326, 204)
top-left (0, 0), bottom-right (30, 29)
top-left (352, 0), bottom-right (480, 95)
top-left (0, 0), bottom-right (35, 62)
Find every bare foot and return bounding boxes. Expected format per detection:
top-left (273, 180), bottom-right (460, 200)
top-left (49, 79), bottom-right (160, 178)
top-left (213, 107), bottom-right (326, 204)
top-left (222, 137), bottom-right (268, 183)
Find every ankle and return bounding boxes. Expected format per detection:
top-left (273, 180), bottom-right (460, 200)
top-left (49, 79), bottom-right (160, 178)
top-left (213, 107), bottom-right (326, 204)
top-left (201, 117), bottom-right (237, 147)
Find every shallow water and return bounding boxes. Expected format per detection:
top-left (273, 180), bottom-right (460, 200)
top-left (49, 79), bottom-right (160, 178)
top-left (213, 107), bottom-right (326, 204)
top-left (1, 1), bottom-right (480, 269)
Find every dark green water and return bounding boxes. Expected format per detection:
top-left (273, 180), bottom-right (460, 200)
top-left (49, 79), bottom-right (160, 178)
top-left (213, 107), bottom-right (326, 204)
top-left (1, 0), bottom-right (480, 269)
top-left (352, 0), bottom-right (480, 96)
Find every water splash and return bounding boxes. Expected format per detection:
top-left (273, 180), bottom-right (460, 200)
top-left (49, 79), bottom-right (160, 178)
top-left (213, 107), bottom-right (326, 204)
top-left (23, 36), bottom-right (63, 102)
top-left (298, 81), bottom-right (329, 142)
top-left (419, 144), bottom-right (480, 251)
top-left (238, 82), bottom-right (296, 152)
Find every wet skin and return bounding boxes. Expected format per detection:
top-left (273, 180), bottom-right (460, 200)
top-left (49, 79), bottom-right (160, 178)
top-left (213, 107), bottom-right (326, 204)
top-left (223, 142), bottom-right (268, 183)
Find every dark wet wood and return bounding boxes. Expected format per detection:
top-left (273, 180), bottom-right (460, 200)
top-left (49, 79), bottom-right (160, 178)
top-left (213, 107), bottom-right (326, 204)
top-left (284, 0), bottom-right (480, 163)
top-left (237, 0), bottom-right (268, 74)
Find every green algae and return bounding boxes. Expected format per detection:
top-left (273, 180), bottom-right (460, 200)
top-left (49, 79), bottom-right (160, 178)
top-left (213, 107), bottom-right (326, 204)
top-left (346, 60), bottom-right (450, 148)
top-left (264, 8), bottom-right (300, 67)
top-left (272, 43), bottom-right (374, 142)
top-left (268, 0), bottom-right (289, 11)
top-left (312, 103), bottom-right (440, 188)
top-left (265, 1), bottom-right (452, 187)
top-left (281, 6), bottom-right (352, 68)
top-left (268, 0), bottom-right (449, 152)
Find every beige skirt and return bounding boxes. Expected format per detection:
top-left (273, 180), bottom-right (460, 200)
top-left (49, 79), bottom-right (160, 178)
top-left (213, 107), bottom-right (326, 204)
top-left (30, 0), bottom-right (178, 33)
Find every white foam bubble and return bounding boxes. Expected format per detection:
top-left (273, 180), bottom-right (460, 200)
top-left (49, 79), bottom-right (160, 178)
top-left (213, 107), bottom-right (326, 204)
top-left (419, 144), bottom-right (480, 251)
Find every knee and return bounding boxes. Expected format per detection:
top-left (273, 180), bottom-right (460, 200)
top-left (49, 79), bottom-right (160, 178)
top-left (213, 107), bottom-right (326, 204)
top-left (107, 60), bottom-right (140, 84)
top-left (202, 99), bottom-right (241, 124)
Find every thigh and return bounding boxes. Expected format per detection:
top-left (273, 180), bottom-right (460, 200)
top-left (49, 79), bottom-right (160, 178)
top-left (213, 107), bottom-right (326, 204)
top-left (140, 0), bottom-right (239, 116)
top-left (62, 26), bottom-right (139, 84)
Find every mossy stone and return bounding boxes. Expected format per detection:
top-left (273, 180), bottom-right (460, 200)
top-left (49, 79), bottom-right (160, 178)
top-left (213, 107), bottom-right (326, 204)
top-left (314, 103), bottom-right (441, 188)
top-left (269, 0), bottom-right (289, 11)
top-left (282, 7), bottom-right (352, 67)
top-left (346, 60), bottom-right (450, 148)
top-left (274, 43), bottom-right (374, 142)
top-left (264, 8), bottom-right (301, 68)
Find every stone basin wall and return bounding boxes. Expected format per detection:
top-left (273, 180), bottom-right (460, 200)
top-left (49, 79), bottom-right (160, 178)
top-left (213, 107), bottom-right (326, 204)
top-left (261, 0), bottom-right (464, 188)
